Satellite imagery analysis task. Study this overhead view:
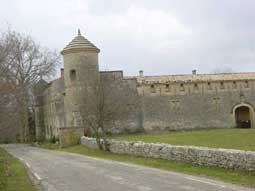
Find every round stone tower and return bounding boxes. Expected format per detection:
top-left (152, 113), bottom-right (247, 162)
top-left (61, 29), bottom-right (100, 128)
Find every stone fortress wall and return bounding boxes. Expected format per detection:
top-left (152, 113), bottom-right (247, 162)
top-left (40, 69), bottom-right (255, 140)
top-left (135, 72), bottom-right (255, 132)
top-left (42, 77), bottom-right (65, 140)
top-left (34, 30), bottom-right (255, 141)
top-left (99, 71), bottom-right (143, 134)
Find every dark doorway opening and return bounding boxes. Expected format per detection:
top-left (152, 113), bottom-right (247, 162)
top-left (235, 106), bottom-right (251, 128)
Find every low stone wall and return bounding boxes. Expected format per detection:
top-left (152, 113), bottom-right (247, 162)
top-left (81, 136), bottom-right (255, 171)
top-left (58, 127), bottom-right (84, 147)
top-left (80, 137), bottom-right (99, 149)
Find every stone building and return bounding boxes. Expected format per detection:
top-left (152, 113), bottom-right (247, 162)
top-left (34, 30), bottom-right (255, 140)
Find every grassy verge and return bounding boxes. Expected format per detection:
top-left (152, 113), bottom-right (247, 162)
top-left (112, 128), bottom-right (255, 151)
top-left (39, 143), bottom-right (255, 187)
top-left (0, 147), bottom-right (37, 191)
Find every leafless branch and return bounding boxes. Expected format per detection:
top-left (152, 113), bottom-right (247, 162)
top-left (0, 28), bottom-right (60, 142)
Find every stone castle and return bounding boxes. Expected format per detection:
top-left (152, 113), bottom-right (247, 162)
top-left (34, 30), bottom-right (255, 140)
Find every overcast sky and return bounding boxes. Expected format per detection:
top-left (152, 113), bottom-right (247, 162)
top-left (1, 0), bottom-right (255, 76)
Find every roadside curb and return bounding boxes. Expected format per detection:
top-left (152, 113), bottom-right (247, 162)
top-left (19, 158), bottom-right (44, 191)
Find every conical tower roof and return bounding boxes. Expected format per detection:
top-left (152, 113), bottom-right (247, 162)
top-left (61, 29), bottom-right (100, 54)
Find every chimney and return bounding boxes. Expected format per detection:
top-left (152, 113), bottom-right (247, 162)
top-left (61, 68), bottom-right (64, 78)
top-left (192, 69), bottom-right (197, 75)
top-left (139, 70), bottom-right (144, 77)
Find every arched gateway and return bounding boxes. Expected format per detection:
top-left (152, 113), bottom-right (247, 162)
top-left (232, 103), bottom-right (254, 128)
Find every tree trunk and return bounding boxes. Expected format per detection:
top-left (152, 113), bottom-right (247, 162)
top-left (17, 89), bottom-right (30, 142)
top-left (95, 131), bottom-right (104, 150)
top-left (101, 129), bottom-right (109, 151)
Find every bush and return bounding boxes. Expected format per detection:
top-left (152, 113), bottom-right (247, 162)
top-left (49, 136), bottom-right (59, 144)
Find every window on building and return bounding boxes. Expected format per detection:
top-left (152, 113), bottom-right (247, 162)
top-left (150, 84), bottom-right (156, 93)
top-left (194, 83), bottom-right (199, 91)
top-left (165, 84), bottom-right (170, 92)
top-left (180, 83), bottom-right (185, 91)
top-left (244, 81), bottom-right (249, 88)
top-left (213, 97), bottom-right (221, 111)
top-left (170, 100), bottom-right (181, 111)
top-left (220, 82), bottom-right (225, 89)
top-left (70, 69), bottom-right (76, 81)
top-left (207, 82), bottom-right (212, 90)
top-left (233, 81), bottom-right (237, 89)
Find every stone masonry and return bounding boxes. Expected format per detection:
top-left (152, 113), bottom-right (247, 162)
top-left (81, 136), bottom-right (255, 171)
top-left (34, 29), bottom-right (255, 141)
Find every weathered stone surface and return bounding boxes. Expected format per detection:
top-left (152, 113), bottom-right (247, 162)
top-left (58, 127), bottom-right (84, 147)
top-left (81, 136), bottom-right (255, 171)
top-left (80, 136), bottom-right (98, 149)
top-left (35, 30), bottom-right (255, 142)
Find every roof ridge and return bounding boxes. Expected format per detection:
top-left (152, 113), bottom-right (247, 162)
top-left (133, 72), bottom-right (255, 78)
top-left (125, 72), bottom-right (255, 83)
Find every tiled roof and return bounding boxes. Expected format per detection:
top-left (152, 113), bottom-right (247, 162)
top-left (61, 29), bottom-right (100, 54)
top-left (125, 72), bottom-right (255, 84)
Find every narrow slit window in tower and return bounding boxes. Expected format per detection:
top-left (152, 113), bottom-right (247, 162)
top-left (220, 82), bottom-right (225, 89)
top-left (244, 81), bottom-right (249, 88)
top-left (70, 69), bottom-right (76, 81)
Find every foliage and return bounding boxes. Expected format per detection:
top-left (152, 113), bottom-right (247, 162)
top-left (112, 128), bottom-right (255, 151)
top-left (49, 136), bottom-right (58, 144)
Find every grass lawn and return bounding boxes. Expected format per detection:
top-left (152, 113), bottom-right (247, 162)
top-left (0, 147), bottom-right (37, 191)
top-left (112, 128), bottom-right (255, 151)
top-left (39, 143), bottom-right (255, 187)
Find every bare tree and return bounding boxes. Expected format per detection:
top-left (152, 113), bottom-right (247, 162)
top-left (81, 82), bottom-right (116, 150)
top-left (0, 80), bottom-right (19, 142)
top-left (0, 29), bottom-right (60, 142)
top-left (81, 76), bottom-right (139, 150)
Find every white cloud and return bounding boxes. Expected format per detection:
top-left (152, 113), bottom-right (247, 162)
top-left (0, 0), bottom-right (255, 75)
top-left (77, 5), bottom-right (191, 51)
